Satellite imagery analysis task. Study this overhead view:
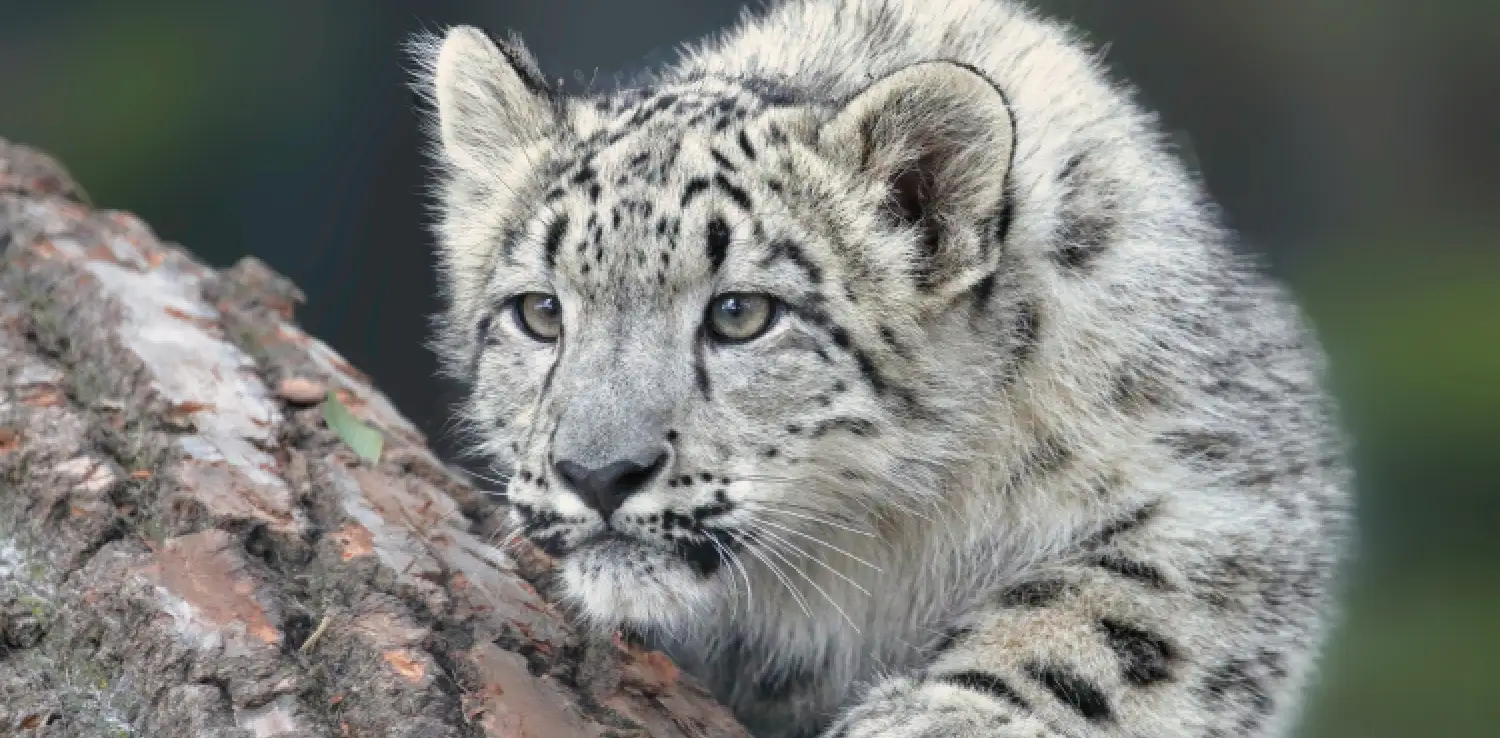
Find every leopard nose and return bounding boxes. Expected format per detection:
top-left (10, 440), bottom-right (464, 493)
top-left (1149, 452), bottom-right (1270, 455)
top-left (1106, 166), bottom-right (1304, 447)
top-left (554, 451), bottom-right (669, 520)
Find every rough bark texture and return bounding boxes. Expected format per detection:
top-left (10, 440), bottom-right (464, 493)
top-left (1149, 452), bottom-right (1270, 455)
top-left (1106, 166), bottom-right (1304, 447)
top-left (0, 137), bottom-right (752, 738)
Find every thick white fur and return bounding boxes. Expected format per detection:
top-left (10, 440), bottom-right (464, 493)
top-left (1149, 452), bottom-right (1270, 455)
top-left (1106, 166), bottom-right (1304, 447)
top-left (413, 2), bottom-right (1353, 737)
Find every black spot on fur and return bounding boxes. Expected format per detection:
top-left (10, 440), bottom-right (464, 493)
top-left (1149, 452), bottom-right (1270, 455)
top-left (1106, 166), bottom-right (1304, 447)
top-left (500, 227), bottom-right (523, 264)
top-left (714, 173), bottom-right (753, 212)
top-left (829, 326), bottom-right (851, 348)
top-left (1083, 502), bottom-right (1160, 549)
top-left (711, 148), bottom-right (738, 172)
top-left (1026, 662), bottom-right (1112, 722)
top-left (737, 130), bottom-right (758, 160)
top-left (933, 671), bottom-right (1031, 710)
top-left (544, 215), bottom-right (569, 268)
top-left (1011, 302), bottom-right (1040, 363)
top-left (1090, 553), bottom-right (1171, 590)
top-left (999, 578), bottom-right (1069, 608)
top-left (475, 314), bottom-right (494, 346)
top-left (970, 273), bottom-right (997, 318)
top-left (852, 350), bottom-right (890, 397)
top-left (765, 239), bottom-right (823, 284)
top-left (1053, 207), bottom-right (1116, 270)
top-left (673, 536), bottom-right (725, 577)
top-left (877, 326), bottom-right (910, 359)
top-left (694, 330), bottom-right (712, 399)
top-left (1059, 153), bottom-right (1085, 181)
top-left (681, 177), bottom-right (711, 208)
top-left (1100, 618), bottom-right (1177, 686)
top-left (706, 216), bottom-right (732, 272)
top-left (810, 417), bottom-right (875, 438)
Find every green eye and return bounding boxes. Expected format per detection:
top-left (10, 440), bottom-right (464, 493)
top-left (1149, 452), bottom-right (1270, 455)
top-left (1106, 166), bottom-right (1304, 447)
top-left (707, 293), bottom-right (779, 343)
top-left (514, 293), bottom-right (561, 341)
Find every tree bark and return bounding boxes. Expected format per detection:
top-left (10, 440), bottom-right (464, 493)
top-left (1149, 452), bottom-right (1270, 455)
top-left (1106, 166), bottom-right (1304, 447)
top-left (0, 137), bottom-right (752, 738)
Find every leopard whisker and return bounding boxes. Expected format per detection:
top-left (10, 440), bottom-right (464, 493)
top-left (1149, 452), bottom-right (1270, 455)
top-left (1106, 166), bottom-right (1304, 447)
top-left (741, 516), bottom-right (875, 594)
top-left (727, 529), bottom-right (812, 619)
top-left (742, 527), bottom-right (862, 634)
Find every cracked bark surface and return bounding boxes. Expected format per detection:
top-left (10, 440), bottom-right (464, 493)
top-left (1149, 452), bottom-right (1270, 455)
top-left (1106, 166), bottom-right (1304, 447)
top-left (0, 137), bottom-right (752, 738)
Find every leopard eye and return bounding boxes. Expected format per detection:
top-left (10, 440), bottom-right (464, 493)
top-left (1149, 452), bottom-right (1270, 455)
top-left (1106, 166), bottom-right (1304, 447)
top-left (707, 293), bottom-right (779, 343)
top-left (514, 293), bottom-right (562, 341)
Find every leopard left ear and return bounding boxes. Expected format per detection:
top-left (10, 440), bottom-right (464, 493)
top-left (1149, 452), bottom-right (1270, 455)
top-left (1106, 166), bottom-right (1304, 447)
top-left (422, 26), bottom-right (557, 176)
top-left (817, 61), bottom-right (1015, 296)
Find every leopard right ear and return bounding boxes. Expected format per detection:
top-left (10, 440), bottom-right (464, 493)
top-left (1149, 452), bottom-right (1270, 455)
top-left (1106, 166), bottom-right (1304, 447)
top-left (415, 26), bottom-right (557, 175)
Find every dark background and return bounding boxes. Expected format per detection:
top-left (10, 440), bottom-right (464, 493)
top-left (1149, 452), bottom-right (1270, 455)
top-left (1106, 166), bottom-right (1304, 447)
top-left (1, 1), bottom-right (1496, 735)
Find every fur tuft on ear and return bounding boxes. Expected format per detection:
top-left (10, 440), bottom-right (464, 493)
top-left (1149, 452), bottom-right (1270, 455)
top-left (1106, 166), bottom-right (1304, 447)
top-left (416, 26), bottom-right (556, 176)
top-left (818, 61), bottom-right (1015, 295)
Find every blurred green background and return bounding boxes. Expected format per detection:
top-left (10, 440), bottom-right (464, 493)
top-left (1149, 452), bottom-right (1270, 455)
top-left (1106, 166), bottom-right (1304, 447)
top-left (1, 1), bottom-right (1495, 735)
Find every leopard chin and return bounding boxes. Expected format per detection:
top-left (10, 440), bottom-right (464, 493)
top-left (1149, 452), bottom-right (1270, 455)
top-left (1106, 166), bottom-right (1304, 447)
top-left (556, 533), bottom-right (730, 628)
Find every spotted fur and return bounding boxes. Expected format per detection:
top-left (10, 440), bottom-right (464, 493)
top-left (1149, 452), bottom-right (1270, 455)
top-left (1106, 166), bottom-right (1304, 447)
top-left (412, 2), bottom-right (1353, 737)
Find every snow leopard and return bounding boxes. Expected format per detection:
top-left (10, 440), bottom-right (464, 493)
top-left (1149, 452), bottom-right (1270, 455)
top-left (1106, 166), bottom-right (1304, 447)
top-left (412, 0), bottom-right (1353, 736)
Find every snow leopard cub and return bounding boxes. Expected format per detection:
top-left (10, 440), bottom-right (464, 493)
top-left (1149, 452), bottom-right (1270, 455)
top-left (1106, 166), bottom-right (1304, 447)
top-left (414, 0), bottom-right (1353, 736)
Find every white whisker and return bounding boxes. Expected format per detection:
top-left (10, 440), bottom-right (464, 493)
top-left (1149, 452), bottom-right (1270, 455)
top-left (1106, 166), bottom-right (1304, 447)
top-left (741, 517), bottom-right (874, 595)
top-left (743, 528), bottom-right (862, 634)
top-left (751, 503), bottom-right (879, 539)
top-left (729, 530), bottom-right (811, 618)
top-left (742, 513), bottom-right (883, 574)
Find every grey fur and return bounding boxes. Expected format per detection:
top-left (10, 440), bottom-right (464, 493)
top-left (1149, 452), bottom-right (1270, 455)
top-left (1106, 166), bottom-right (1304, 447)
top-left (412, 1), bottom-right (1354, 736)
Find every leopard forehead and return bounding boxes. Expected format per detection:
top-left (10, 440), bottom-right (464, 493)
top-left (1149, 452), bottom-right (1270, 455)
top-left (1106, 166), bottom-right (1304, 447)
top-left (480, 79), bottom-right (928, 344)
top-left (530, 105), bottom-right (786, 293)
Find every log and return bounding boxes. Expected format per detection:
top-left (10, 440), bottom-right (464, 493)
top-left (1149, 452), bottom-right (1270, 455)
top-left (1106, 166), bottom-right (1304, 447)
top-left (0, 136), bottom-right (752, 738)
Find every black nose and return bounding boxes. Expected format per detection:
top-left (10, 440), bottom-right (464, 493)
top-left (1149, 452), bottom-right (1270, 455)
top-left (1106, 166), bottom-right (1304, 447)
top-left (554, 452), bottom-right (668, 520)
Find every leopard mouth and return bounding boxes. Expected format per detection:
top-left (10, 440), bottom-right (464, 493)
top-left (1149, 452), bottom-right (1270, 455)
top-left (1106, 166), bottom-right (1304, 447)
top-left (565, 526), bottom-right (740, 578)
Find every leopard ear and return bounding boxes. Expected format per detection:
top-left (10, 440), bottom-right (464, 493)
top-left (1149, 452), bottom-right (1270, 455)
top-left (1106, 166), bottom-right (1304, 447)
top-left (419, 26), bottom-right (557, 175)
top-left (818, 61), bottom-right (1015, 295)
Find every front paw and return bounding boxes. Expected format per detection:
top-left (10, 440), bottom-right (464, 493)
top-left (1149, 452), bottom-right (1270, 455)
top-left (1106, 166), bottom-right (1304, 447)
top-left (820, 677), bottom-right (1050, 738)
